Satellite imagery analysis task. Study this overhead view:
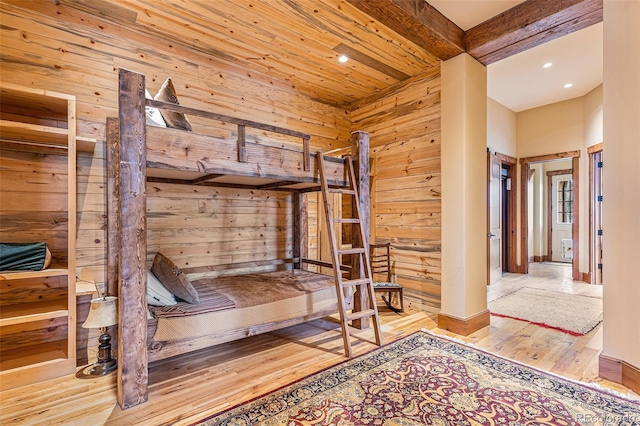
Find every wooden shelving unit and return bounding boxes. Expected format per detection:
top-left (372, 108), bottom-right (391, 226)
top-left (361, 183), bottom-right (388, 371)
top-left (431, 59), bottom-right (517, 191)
top-left (0, 82), bottom-right (87, 390)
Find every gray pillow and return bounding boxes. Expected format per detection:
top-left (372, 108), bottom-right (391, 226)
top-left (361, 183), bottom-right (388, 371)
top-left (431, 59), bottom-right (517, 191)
top-left (154, 77), bottom-right (192, 131)
top-left (151, 252), bottom-right (199, 304)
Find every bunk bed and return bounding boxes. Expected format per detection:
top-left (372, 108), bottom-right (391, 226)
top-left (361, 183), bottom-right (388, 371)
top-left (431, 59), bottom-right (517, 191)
top-left (107, 69), bottom-right (371, 409)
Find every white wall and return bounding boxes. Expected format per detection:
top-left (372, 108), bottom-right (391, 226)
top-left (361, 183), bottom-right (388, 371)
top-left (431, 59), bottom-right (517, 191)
top-left (487, 97), bottom-right (517, 157)
top-left (441, 54), bottom-right (488, 320)
top-left (514, 92), bottom-right (603, 274)
top-left (584, 84), bottom-right (603, 148)
top-left (602, 0), bottom-right (640, 370)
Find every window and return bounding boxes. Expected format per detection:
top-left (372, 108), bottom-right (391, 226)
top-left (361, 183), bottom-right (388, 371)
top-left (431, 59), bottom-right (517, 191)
top-left (557, 179), bottom-right (573, 224)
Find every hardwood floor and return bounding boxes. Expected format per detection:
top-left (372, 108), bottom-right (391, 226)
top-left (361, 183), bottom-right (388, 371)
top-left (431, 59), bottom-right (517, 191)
top-left (1, 263), bottom-right (636, 425)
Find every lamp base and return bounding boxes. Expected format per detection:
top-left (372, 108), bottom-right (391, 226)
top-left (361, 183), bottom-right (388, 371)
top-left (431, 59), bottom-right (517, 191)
top-left (88, 358), bottom-right (117, 376)
top-left (87, 330), bottom-right (117, 376)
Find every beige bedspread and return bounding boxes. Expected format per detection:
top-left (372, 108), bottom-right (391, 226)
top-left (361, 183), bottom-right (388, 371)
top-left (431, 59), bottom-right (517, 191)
top-left (151, 269), bottom-right (339, 342)
top-left (195, 269), bottom-right (335, 308)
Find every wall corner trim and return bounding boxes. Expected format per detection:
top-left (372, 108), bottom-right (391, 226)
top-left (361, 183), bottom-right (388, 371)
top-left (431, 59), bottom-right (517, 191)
top-left (598, 354), bottom-right (640, 395)
top-left (437, 309), bottom-right (490, 336)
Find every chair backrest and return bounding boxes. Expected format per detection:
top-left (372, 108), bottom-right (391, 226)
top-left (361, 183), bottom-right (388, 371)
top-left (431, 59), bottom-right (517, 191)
top-left (369, 242), bottom-right (392, 283)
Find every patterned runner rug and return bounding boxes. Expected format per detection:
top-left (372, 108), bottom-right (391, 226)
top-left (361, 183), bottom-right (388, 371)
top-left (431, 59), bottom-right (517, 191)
top-left (192, 331), bottom-right (639, 425)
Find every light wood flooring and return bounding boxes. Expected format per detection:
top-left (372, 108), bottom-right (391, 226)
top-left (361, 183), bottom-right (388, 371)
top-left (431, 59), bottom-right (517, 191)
top-left (1, 263), bottom-right (637, 425)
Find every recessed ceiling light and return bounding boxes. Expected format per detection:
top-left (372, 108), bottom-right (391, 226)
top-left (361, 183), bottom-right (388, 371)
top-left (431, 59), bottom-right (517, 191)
top-left (338, 54), bottom-right (349, 63)
top-left (564, 83), bottom-right (573, 88)
top-left (543, 62), bottom-right (553, 68)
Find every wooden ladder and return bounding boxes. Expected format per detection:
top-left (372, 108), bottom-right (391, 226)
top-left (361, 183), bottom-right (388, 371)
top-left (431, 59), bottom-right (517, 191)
top-left (317, 152), bottom-right (383, 357)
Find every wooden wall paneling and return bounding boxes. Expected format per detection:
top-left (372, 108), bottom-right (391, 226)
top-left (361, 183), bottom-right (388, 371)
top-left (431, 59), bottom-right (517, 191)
top-left (0, 0), bottom-right (356, 281)
top-left (117, 69), bottom-right (148, 409)
top-left (351, 69), bottom-right (442, 310)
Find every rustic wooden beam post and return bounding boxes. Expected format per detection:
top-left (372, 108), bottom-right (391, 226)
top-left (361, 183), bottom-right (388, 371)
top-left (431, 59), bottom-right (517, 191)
top-left (293, 192), bottom-right (308, 270)
top-left (302, 137), bottom-right (310, 171)
top-left (117, 68), bottom-right (148, 409)
top-left (350, 131), bottom-right (370, 329)
top-left (237, 124), bottom-right (246, 163)
top-left (106, 117), bottom-right (120, 298)
top-left (105, 117), bottom-right (120, 358)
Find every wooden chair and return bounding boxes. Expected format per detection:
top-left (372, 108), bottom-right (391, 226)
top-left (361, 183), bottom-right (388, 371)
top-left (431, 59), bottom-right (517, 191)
top-left (369, 242), bottom-right (404, 313)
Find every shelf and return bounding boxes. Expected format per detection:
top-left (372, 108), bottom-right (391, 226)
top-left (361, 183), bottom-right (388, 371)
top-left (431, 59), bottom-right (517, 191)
top-left (0, 341), bottom-right (69, 372)
top-left (0, 81), bottom-right (78, 390)
top-left (76, 136), bottom-right (97, 153)
top-left (0, 268), bottom-right (68, 281)
top-left (0, 300), bottom-right (68, 326)
top-left (0, 119), bottom-right (69, 146)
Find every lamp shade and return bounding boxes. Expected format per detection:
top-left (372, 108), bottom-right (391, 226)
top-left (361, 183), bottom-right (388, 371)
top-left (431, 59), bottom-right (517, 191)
top-left (82, 296), bottom-right (118, 329)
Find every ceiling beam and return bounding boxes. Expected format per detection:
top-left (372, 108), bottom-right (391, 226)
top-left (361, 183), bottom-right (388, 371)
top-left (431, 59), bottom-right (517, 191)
top-left (345, 0), bottom-right (464, 61)
top-left (465, 0), bottom-right (603, 66)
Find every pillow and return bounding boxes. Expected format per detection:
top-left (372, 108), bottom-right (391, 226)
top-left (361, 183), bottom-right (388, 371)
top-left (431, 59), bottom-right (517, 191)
top-left (154, 77), bottom-right (192, 131)
top-left (145, 89), bottom-right (167, 127)
top-left (147, 270), bottom-right (177, 307)
top-left (0, 242), bottom-right (49, 271)
top-left (151, 252), bottom-right (200, 304)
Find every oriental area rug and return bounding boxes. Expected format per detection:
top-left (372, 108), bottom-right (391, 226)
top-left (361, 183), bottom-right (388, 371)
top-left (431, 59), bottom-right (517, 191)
top-left (192, 331), bottom-right (639, 426)
top-left (488, 287), bottom-right (603, 336)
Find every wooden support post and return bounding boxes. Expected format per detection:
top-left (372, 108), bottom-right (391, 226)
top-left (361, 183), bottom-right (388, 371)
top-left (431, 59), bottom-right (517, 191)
top-left (106, 117), bottom-right (119, 298)
top-left (117, 69), bottom-right (148, 409)
top-left (105, 117), bottom-right (120, 360)
top-left (293, 192), bottom-right (308, 270)
top-left (303, 137), bottom-right (310, 171)
top-left (237, 124), bottom-right (246, 163)
top-left (350, 131), bottom-right (370, 329)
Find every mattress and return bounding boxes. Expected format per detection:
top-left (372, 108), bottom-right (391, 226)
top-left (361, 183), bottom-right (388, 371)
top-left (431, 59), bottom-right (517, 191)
top-left (151, 269), bottom-right (340, 342)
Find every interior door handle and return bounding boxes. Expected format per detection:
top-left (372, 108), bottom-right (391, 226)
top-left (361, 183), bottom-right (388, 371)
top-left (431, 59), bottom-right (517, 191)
top-left (488, 233), bottom-right (495, 238)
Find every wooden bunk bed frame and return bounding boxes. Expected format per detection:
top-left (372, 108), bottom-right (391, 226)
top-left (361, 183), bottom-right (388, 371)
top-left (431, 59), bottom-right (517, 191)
top-left (107, 69), bottom-right (371, 409)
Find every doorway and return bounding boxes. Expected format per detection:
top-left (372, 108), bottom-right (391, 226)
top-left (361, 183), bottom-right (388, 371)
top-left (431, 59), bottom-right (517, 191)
top-left (487, 151), bottom-right (517, 284)
top-left (520, 151), bottom-right (581, 280)
top-left (548, 170), bottom-right (574, 263)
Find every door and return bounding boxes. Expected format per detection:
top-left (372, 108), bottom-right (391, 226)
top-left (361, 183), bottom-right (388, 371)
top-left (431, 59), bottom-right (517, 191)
top-left (593, 151), bottom-right (603, 284)
top-left (551, 174), bottom-right (573, 263)
top-left (488, 153), bottom-right (502, 284)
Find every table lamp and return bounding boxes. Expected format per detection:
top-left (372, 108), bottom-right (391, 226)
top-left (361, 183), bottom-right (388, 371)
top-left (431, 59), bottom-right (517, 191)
top-left (82, 296), bottom-right (118, 375)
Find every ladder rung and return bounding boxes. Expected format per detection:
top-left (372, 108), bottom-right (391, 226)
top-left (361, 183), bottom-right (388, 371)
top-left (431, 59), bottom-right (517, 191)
top-left (328, 188), bottom-right (355, 195)
top-left (338, 247), bottom-right (365, 255)
top-left (333, 218), bottom-right (360, 224)
top-left (347, 309), bottom-right (376, 321)
top-left (341, 278), bottom-right (370, 288)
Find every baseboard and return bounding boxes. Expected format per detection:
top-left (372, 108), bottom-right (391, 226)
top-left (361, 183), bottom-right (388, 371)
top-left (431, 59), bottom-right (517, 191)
top-left (580, 272), bottom-right (592, 284)
top-left (599, 354), bottom-right (640, 394)
top-left (531, 255), bottom-right (551, 263)
top-left (438, 309), bottom-right (490, 336)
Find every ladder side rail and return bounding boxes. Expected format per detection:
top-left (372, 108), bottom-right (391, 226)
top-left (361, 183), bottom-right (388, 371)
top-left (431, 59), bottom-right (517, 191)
top-left (346, 156), bottom-right (383, 346)
top-left (317, 152), bottom-right (353, 357)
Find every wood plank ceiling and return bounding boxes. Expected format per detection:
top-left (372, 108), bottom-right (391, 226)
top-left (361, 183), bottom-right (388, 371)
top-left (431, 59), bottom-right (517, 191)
top-left (63, 0), bottom-right (441, 108)
top-left (61, 0), bottom-right (602, 108)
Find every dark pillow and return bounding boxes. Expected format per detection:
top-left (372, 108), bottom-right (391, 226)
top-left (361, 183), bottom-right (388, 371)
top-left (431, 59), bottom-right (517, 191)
top-left (154, 77), bottom-right (192, 131)
top-left (151, 252), bottom-right (199, 304)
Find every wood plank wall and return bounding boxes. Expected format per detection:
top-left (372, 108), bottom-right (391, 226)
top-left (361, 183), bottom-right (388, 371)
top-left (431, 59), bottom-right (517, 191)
top-left (1, 2), bottom-right (443, 314)
top-left (350, 68), bottom-right (442, 309)
top-left (0, 2), bottom-right (350, 274)
top-left (0, 148), bottom-right (70, 265)
top-left (147, 182), bottom-right (293, 278)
